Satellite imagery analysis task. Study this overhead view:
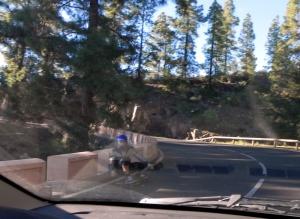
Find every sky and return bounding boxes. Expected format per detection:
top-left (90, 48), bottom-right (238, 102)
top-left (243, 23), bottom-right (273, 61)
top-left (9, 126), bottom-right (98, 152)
top-left (155, 0), bottom-right (289, 71)
top-left (0, 0), bottom-right (289, 71)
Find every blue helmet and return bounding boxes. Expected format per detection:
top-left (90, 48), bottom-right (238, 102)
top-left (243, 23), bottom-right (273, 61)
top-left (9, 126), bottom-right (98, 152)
top-left (116, 134), bottom-right (128, 142)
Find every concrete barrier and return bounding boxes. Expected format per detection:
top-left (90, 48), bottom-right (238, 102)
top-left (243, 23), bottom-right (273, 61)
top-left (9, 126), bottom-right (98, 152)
top-left (47, 151), bottom-right (97, 181)
top-left (0, 158), bottom-right (46, 185)
top-left (94, 148), bottom-right (112, 173)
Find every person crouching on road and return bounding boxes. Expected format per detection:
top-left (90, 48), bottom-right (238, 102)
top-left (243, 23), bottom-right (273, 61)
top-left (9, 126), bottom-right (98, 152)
top-left (109, 134), bottom-right (148, 175)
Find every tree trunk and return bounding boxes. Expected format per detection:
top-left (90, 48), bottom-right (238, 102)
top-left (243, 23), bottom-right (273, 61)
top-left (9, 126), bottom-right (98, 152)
top-left (89, 0), bottom-right (99, 33)
top-left (81, 0), bottom-right (100, 122)
top-left (163, 42), bottom-right (168, 77)
top-left (182, 15), bottom-right (190, 79)
top-left (17, 41), bottom-right (26, 70)
top-left (80, 87), bottom-right (96, 123)
top-left (224, 47), bottom-right (228, 74)
top-left (180, 6), bottom-right (190, 79)
top-left (208, 30), bottom-right (215, 88)
top-left (42, 48), bottom-right (57, 77)
top-left (244, 54), bottom-right (248, 75)
top-left (183, 31), bottom-right (189, 78)
top-left (137, 1), bottom-right (146, 80)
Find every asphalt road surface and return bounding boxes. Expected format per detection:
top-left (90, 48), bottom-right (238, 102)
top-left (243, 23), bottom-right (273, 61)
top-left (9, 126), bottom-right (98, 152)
top-left (65, 139), bottom-right (300, 202)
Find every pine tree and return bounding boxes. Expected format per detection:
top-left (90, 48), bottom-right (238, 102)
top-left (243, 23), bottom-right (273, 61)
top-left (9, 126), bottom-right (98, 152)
top-left (174, 0), bottom-right (203, 78)
top-left (145, 12), bottom-right (176, 78)
top-left (265, 16), bottom-right (280, 70)
top-left (270, 0), bottom-right (299, 98)
top-left (121, 0), bottom-right (166, 80)
top-left (204, 0), bottom-right (224, 85)
top-left (238, 14), bottom-right (256, 76)
top-left (269, 35), bottom-right (293, 96)
top-left (222, 0), bottom-right (239, 74)
top-left (103, 0), bottom-right (140, 75)
top-left (67, 0), bottom-right (126, 120)
top-left (267, 0), bottom-right (300, 139)
top-left (281, 0), bottom-right (300, 46)
top-left (0, 0), bottom-right (69, 86)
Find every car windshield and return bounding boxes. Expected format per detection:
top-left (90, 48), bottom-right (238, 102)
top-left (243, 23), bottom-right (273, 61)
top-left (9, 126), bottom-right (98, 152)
top-left (0, 0), bottom-right (299, 217)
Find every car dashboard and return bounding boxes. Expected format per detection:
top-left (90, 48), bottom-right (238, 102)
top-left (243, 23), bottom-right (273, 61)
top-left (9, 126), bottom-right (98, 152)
top-left (0, 176), bottom-right (290, 219)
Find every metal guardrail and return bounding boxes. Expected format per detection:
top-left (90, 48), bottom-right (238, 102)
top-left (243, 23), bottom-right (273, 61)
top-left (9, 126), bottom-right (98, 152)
top-left (194, 136), bottom-right (300, 150)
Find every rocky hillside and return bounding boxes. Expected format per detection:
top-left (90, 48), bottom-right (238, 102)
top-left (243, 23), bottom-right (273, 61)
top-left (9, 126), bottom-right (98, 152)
top-left (124, 79), bottom-right (275, 139)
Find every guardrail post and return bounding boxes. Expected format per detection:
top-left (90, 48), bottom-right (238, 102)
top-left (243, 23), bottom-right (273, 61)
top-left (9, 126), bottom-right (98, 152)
top-left (273, 139), bottom-right (277, 148)
top-left (252, 140), bottom-right (254, 146)
top-left (296, 142), bottom-right (299, 150)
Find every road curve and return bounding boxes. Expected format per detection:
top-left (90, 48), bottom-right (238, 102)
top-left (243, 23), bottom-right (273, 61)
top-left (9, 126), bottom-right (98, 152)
top-left (65, 139), bottom-right (300, 202)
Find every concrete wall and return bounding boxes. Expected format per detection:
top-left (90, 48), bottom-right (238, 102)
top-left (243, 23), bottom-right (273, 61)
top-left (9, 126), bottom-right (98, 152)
top-left (0, 158), bottom-right (46, 185)
top-left (47, 151), bottom-right (97, 181)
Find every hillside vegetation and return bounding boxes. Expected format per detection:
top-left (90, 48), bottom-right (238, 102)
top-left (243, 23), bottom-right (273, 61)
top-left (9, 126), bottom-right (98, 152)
top-left (0, 0), bottom-right (298, 156)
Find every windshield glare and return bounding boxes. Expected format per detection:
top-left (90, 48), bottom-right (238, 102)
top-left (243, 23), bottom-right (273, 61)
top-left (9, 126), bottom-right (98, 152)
top-left (0, 0), bottom-right (299, 217)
